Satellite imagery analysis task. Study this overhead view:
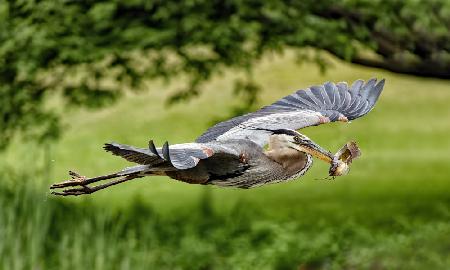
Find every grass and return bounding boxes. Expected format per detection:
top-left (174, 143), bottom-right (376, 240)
top-left (1, 52), bottom-right (450, 269)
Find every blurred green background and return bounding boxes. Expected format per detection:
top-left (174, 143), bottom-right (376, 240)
top-left (1, 1), bottom-right (450, 269)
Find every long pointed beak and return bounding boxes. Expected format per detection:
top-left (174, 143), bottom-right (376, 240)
top-left (293, 140), bottom-right (334, 164)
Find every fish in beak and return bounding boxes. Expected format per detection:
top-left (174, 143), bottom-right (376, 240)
top-left (329, 141), bottom-right (361, 176)
top-left (291, 135), bottom-right (361, 177)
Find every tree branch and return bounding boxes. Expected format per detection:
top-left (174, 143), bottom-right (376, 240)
top-left (348, 55), bottom-right (450, 79)
top-left (315, 5), bottom-right (450, 79)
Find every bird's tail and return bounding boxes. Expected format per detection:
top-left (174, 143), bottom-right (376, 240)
top-left (104, 140), bottom-right (214, 170)
top-left (103, 141), bottom-right (167, 167)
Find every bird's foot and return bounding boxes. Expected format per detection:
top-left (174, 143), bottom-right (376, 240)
top-left (49, 170), bottom-right (88, 189)
top-left (69, 170), bottom-right (84, 179)
top-left (50, 171), bottom-right (137, 196)
top-left (50, 171), bottom-right (96, 196)
top-left (51, 185), bottom-right (95, 196)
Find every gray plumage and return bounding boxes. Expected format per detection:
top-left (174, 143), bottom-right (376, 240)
top-left (196, 78), bottom-right (384, 146)
top-left (103, 78), bottom-right (384, 186)
top-left (50, 78), bottom-right (385, 196)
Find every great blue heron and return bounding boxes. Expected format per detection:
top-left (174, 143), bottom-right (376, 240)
top-left (50, 78), bottom-right (385, 196)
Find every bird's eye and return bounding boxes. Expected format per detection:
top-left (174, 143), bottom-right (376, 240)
top-left (294, 135), bottom-right (302, 143)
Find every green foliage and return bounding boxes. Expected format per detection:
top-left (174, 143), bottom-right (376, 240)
top-left (1, 0), bottom-right (449, 149)
top-left (1, 170), bottom-right (449, 270)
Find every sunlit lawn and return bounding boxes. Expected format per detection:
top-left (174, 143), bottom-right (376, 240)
top-left (1, 52), bottom-right (449, 269)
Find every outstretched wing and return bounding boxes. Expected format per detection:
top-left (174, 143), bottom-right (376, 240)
top-left (104, 142), bottom-right (165, 166)
top-left (196, 78), bottom-right (385, 146)
top-left (104, 141), bottom-right (231, 170)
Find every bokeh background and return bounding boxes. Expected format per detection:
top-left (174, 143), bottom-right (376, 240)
top-left (1, 1), bottom-right (449, 269)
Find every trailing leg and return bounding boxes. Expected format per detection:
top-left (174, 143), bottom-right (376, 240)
top-left (51, 174), bottom-right (142, 196)
top-left (50, 170), bottom-right (121, 189)
top-left (49, 165), bottom-right (152, 196)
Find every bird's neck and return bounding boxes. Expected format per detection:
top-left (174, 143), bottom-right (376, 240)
top-left (264, 143), bottom-right (309, 175)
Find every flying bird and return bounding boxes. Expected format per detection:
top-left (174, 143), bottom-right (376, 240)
top-left (50, 78), bottom-right (385, 196)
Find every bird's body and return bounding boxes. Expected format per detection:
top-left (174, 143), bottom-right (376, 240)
top-left (50, 78), bottom-right (384, 196)
top-left (123, 139), bottom-right (312, 189)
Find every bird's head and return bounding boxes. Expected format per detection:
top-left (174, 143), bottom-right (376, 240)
top-left (269, 129), bottom-right (349, 177)
top-left (270, 130), bottom-right (333, 161)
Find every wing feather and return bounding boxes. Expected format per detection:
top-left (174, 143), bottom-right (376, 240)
top-left (339, 84), bottom-right (352, 111)
top-left (196, 78), bottom-right (385, 146)
top-left (350, 79), bottom-right (364, 97)
top-left (305, 91), bottom-right (321, 110)
top-left (103, 143), bottom-right (165, 166)
top-left (104, 142), bottom-right (216, 170)
top-left (297, 90), bottom-right (321, 109)
top-left (325, 82), bottom-right (339, 110)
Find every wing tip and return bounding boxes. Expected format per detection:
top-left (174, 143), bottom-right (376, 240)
top-left (162, 141), bottom-right (171, 162)
top-left (103, 141), bottom-right (118, 152)
top-left (369, 78), bottom-right (386, 103)
top-left (148, 139), bottom-right (162, 158)
top-left (376, 78), bottom-right (386, 88)
top-left (366, 77), bottom-right (385, 88)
